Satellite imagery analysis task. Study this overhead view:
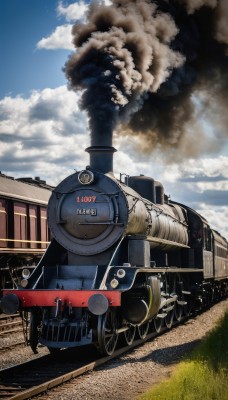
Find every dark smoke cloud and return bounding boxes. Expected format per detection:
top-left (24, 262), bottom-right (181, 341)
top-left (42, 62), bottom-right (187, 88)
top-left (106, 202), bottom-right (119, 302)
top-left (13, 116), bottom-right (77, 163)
top-left (64, 0), bottom-right (228, 154)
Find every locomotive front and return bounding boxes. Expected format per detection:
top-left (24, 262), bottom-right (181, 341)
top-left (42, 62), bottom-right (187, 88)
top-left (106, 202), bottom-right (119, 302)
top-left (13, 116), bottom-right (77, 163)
top-left (48, 167), bottom-right (129, 256)
top-left (1, 145), bottom-right (190, 355)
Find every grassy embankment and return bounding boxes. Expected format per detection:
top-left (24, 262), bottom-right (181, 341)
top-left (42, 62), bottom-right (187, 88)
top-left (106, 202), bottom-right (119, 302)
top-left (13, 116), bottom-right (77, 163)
top-left (138, 310), bottom-right (228, 400)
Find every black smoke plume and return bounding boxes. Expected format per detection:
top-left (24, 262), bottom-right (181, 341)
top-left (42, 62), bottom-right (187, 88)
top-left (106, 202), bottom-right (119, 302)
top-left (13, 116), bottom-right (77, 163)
top-left (64, 0), bottom-right (228, 155)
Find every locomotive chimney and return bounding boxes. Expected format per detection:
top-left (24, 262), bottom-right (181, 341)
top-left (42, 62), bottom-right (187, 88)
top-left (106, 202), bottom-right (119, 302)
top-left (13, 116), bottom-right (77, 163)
top-left (86, 129), bottom-right (116, 174)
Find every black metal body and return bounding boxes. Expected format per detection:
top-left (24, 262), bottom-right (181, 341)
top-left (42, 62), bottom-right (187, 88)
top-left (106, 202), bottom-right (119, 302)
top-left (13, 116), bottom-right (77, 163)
top-left (48, 170), bottom-right (189, 257)
top-left (1, 144), bottom-right (227, 354)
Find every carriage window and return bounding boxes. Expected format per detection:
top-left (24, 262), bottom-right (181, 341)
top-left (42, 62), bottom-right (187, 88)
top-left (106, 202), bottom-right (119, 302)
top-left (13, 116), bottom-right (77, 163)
top-left (40, 207), bottom-right (49, 249)
top-left (29, 205), bottom-right (38, 249)
top-left (0, 198), bottom-right (7, 247)
top-left (14, 202), bottom-right (27, 248)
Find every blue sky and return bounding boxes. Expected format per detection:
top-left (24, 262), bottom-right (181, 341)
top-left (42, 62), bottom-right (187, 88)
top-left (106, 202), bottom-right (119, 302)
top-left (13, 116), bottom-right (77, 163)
top-left (0, 0), bottom-right (227, 238)
top-left (0, 0), bottom-right (73, 97)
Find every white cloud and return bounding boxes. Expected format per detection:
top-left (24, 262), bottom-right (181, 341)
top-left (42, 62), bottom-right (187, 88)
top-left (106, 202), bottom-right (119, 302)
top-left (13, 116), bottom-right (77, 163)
top-left (57, 0), bottom-right (112, 23)
top-left (196, 205), bottom-right (228, 239)
top-left (180, 156), bottom-right (228, 178)
top-left (37, 24), bottom-right (74, 50)
top-left (57, 1), bottom-right (89, 22)
top-left (0, 86), bottom-right (89, 184)
top-left (37, 1), bottom-right (113, 50)
top-left (36, 0), bottom-right (89, 50)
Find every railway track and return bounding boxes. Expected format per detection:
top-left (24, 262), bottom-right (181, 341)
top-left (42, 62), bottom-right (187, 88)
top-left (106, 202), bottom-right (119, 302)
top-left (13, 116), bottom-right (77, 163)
top-left (0, 313), bottom-right (26, 353)
top-left (0, 299), bottom-right (226, 400)
top-left (0, 314), bottom-right (22, 336)
top-left (0, 340), bottom-right (26, 353)
top-left (0, 318), bottom-right (182, 400)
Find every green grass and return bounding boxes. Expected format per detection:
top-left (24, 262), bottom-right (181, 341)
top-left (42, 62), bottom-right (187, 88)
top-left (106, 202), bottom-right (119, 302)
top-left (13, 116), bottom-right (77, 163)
top-left (138, 311), bottom-right (228, 400)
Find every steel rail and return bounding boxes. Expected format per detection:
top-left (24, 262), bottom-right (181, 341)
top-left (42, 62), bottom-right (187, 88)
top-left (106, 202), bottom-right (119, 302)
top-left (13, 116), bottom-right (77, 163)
top-left (0, 321), bottom-right (180, 400)
top-left (0, 341), bottom-right (26, 353)
top-left (0, 314), bottom-right (22, 335)
top-left (1, 298), bottom-right (227, 400)
top-left (0, 327), bottom-right (22, 336)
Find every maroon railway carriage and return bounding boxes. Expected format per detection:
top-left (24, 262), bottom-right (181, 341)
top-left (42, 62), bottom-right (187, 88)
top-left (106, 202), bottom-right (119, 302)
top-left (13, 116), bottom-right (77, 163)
top-left (0, 173), bottom-right (53, 290)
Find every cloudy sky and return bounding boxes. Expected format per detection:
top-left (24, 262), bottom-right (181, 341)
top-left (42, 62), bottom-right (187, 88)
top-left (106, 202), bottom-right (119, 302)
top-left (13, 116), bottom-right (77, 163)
top-left (0, 0), bottom-right (227, 238)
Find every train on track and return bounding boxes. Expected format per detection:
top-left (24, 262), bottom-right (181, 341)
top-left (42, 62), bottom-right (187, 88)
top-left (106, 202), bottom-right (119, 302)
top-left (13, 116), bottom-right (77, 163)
top-left (0, 173), bottom-right (53, 291)
top-left (1, 143), bottom-right (227, 356)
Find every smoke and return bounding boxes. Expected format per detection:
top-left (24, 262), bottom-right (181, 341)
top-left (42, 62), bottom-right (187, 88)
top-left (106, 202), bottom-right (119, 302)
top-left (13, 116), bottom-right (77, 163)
top-left (65, 0), bottom-right (228, 155)
top-left (215, 0), bottom-right (228, 45)
top-left (176, 0), bottom-right (217, 13)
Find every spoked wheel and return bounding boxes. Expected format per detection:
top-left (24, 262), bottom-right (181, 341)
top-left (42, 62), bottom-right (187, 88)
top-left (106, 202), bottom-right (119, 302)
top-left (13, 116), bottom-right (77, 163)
top-left (153, 317), bottom-right (163, 333)
top-left (124, 325), bottom-right (136, 346)
top-left (183, 297), bottom-right (191, 317)
top-left (174, 301), bottom-right (183, 322)
top-left (172, 274), bottom-right (184, 321)
top-left (97, 309), bottom-right (119, 356)
top-left (163, 275), bottom-right (175, 328)
top-left (137, 321), bottom-right (150, 339)
top-left (164, 308), bottom-right (174, 329)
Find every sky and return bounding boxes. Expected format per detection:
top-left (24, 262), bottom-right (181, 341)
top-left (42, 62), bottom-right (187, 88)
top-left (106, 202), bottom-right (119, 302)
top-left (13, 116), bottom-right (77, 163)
top-left (0, 0), bottom-right (227, 238)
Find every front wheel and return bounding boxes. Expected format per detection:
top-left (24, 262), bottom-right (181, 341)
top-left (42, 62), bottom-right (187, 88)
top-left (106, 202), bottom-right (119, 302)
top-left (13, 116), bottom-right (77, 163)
top-left (97, 309), bottom-right (119, 356)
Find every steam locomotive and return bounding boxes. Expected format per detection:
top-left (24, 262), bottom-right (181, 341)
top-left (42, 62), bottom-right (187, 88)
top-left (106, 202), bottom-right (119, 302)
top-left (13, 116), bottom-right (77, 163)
top-left (1, 145), bottom-right (227, 355)
top-left (0, 173), bottom-right (52, 291)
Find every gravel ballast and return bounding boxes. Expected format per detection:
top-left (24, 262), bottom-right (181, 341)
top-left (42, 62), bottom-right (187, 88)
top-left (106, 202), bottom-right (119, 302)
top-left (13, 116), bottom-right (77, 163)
top-left (1, 299), bottom-right (227, 400)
